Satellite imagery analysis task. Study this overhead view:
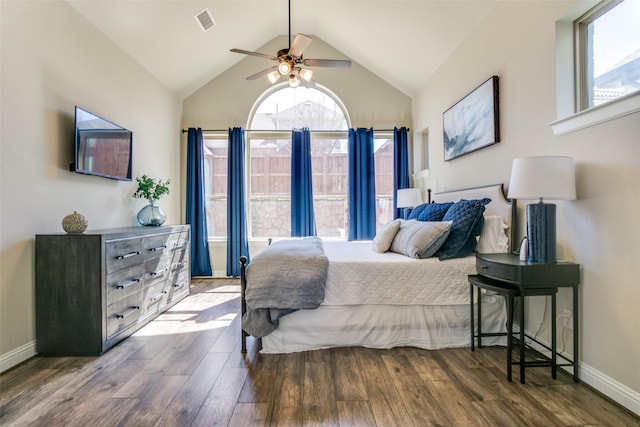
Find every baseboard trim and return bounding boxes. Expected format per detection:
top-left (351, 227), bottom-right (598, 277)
top-left (579, 361), bottom-right (640, 417)
top-left (518, 327), bottom-right (640, 417)
top-left (0, 341), bottom-right (36, 373)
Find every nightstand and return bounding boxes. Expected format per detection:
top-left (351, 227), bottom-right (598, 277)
top-left (471, 253), bottom-right (580, 383)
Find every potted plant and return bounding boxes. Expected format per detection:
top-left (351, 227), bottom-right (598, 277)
top-left (132, 175), bottom-right (171, 226)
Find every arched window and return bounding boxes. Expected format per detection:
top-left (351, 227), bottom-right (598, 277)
top-left (249, 84), bottom-right (350, 130)
top-left (246, 85), bottom-right (353, 239)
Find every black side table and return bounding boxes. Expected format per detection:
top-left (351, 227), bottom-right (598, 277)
top-left (473, 253), bottom-right (580, 383)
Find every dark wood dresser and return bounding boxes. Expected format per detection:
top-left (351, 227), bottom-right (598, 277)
top-left (35, 225), bottom-right (190, 356)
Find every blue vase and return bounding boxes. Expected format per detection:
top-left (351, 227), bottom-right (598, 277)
top-left (137, 201), bottom-right (166, 226)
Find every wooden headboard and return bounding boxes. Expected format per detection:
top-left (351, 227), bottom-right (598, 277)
top-left (432, 183), bottom-right (517, 253)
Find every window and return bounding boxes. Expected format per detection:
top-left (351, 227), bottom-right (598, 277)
top-left (204, 84), bottom-right (396, 239)
top-left (575, 0), bottom-right (640, 110)
top-left (203, 136), bottom-right (228, 238)
top-left (248, 85), bottom-right (350, 239)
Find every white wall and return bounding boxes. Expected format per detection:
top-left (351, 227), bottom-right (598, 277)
top-left (413, 0), bottom-right (639, 413)
top-left (0, 1), bottom-right (183, 369)
top-left (182, 35), bottom-right (412, 276)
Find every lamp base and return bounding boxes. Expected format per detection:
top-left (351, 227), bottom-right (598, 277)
top-left (526, 202), bottom-right (556, 263)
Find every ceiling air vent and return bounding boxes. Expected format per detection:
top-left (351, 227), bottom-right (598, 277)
top-left (195, 8), bottom-right (215, 32)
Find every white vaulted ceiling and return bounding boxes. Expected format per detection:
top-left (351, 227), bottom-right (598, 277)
top-left (67, 0), bottom-right (498, 100)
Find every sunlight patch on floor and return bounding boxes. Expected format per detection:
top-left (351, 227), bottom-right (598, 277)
top-left (133, 318), bottom-right (236, 336)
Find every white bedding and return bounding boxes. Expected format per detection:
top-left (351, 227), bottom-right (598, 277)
top-left (322, 241), bottom-right (477, 306)
top-left (246, 184), bottom-right (514, 354)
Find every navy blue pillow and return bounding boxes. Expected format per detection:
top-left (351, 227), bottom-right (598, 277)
top-left (407, 203), bottom-right (430, 220)
top-left (416, 202), bottom-right (454, 222)
top-left (437, 198), bottom-right (491, 260)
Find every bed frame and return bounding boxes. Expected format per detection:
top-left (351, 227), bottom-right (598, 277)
top-left (239, 183), bottom-right (515, 353)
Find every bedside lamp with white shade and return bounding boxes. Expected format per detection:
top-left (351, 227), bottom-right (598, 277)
top-left (396, 188), bottom-right (423, 220)
top-left (507, 156), bottom-right (576, 263)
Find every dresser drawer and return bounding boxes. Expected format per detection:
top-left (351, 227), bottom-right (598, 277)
top-left (143, 281), bottom-right (169, 314)
top-left (167, 270), bottom-right (190, 303)
top-left (144, 259), bottom-right (171, 287)
top-left (106, 265), bottom-right (145, 304)
top-left (106, 238), bottom-right (144, 273)
top-left (142, 233), bottom-right (179, 262)
top-left (106, 293), bottom-right (144, 338)
top-left (476, 257), bottom-right (517, 282)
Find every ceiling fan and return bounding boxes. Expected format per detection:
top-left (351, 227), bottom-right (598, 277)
top-left (230, 0), bottom-right (351, 87)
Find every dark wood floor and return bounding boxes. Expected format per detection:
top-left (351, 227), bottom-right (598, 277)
top-left (1, 279), bottom-right (638, 427)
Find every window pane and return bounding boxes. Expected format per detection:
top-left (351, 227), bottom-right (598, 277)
top-left (312, 136), bottom-right (348, 238)
top-left (203, 138), bottom-right (228, 238)
top-left (375, 137), bottom-right (394, 232)
top-left (252, 87), bottom-right (347, 130)
top-left (249, 137), bottom-right (292, 238)
top-left (583, 0), bottom-right (640, 108)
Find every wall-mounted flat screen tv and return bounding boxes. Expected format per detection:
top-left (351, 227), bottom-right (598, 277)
top-left (73, 106), bottom-right (132, 181)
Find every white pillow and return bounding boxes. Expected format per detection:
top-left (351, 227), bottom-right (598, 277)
top-left (371, 219), bottom-right (402, 253)
top-left (389, 220), bottom-right (452, 259)
top-left (476, 215), bottom-right (509, 253)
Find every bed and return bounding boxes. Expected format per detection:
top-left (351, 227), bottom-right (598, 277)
top-left (240, 183), bottom-right (516, 353)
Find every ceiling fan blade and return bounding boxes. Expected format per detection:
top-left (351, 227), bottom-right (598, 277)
top-left (246, 66), bottom-right (278, 80)
top-left (288, 33), bottom-right (312, 58)
top-left (231, 48), bottom-right (277, 61)
top-left (303, 58), bottom-right (352, 68)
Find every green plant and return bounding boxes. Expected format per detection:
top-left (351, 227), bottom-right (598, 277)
top-left (132, 175), bottom-right (170, 202)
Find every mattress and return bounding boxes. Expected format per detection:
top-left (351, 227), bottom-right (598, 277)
top-left (322, 240), bottom-right (477, 306)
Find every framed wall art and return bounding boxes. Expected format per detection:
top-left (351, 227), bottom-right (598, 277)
top-left (443, 75), bottom-right (500, 161)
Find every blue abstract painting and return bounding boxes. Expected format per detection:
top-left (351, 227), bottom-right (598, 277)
top-left (443, 76), bottom-right (500, 161)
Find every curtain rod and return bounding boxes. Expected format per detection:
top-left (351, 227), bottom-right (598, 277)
top-left (181, 128), bottom-right (409, 134)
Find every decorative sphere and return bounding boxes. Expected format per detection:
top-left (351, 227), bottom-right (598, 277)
top-left (62, 211), bottom-right (88, 234)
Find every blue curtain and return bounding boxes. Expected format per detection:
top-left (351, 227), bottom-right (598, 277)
top-left (227, 127), bottom-right (250, 277)
top-left (393, 126), bottom-right (410, 219)
top-left (347, 128), bottom-right (376, 241)
top-left (291, 128), bottom-right (316, 237)
top-left (186, 128), bottom-right (213, 277)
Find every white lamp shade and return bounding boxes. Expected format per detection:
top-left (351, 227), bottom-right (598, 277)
top-left (507, 156), bottom-right (576, 200)
top-left (396, 188), bottom-right (423, 208)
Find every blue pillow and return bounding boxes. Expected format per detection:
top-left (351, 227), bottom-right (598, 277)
top-left (416, 202), bottom-right (454, 222)
top-left (437, 198), bottom-right (491, 260)
top-left (407, 203), bottom-right (429, 220)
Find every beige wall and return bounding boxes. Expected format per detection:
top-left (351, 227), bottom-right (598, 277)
top-left (0, 1), bottom-right (183, 366)
top-left (413, 0), bottom-right (639, 408)
top-left (182, 35), bottom-right (412, 276)
top-left (182, 35), bottom-right (412, 130)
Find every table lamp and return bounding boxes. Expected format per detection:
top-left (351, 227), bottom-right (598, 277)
top-left (507, 156), bottom-right (576, 263)
top-left (396, 188), bottom-right (422, 220)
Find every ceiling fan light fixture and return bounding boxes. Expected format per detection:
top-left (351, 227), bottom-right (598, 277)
top-left (299, 68), bottom-right (313, 82)
top-left (267, 70), bottom-right (281, 84)
top-left (278, 61), bottom-right (292, 75)
top-left (289, 74), bottom-right (300, 88)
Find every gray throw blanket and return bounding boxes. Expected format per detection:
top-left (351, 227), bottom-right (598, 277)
top-left (243, 237), bottom-right (329, 338)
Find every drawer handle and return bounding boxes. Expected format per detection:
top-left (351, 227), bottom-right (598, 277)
top-left (172, 280), bottom-right (187, 289)
top-left (174, 243), bottom-right (186, 250)
top-left (150, 245), bottom-right (167, 252)
top-left (115, 306), bottom-right (140, 319)
top-left (149, 268), bottom-right (168, 277)
top-left (114, 278), bottom-right (140, 289)
top-left (480, 264), bottom-right (489, 269)
top-left (115, 251), bottom-right (141, 260)
top-left (173, 261), bottom-right (185, 270)
top-left (149, 291), bottom-right (167, 302)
